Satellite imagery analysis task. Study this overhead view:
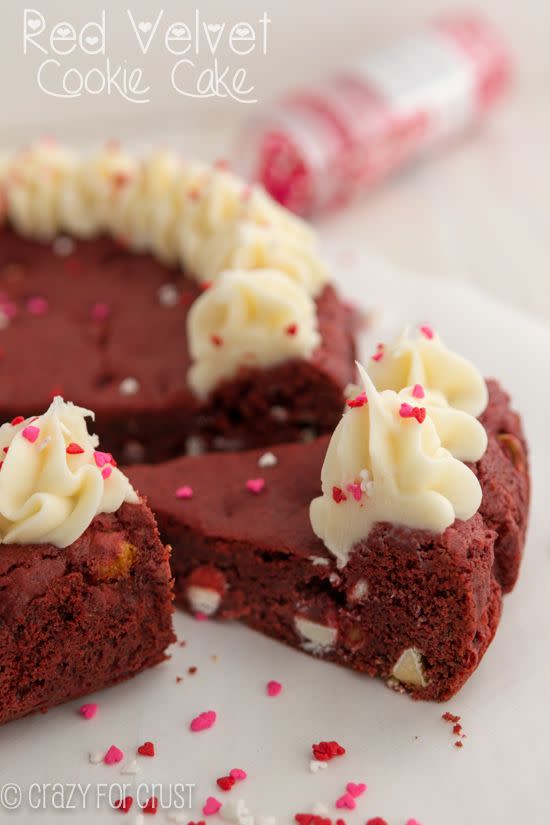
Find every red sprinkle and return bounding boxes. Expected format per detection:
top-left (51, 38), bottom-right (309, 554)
top-left (22, 425), bottom-right (40, 443)
top-left (211, 334), bottom-right (223, 348)
top-left (346, 391), bottom-right (368, 408)
top-left (67, 442), bottom-right (85, 455)
top-left (216, 776), bottom-right (235, 792)
top-left (79, 703), bottom-right (98, 720)
top-left (176, 485), bottom-right (194, 500)
top-left (332, 486), bottom-right (347, 504)
top-left (10, 416), bottom-right (24, 426)
top-left (420, 324), bottom-right (434, 340)
top-left (312, 740), bottom-right (346, 761)
top-left (142, 796), bottom-right (158, 815)
top-left (114, 796), bottom-right (133, 814)
top-left (190, 710), bottom-right (217, 732)
top-left (399, 403), bottom-right (426, 424)
top-left (266, 680), bottom-right (282, 697)
top-left (246, 478), bottom-right (265, 495)
top-left (137, 741), bottom-right (155, 757)
top-left (295, 816), bottom-right (331, 825)
top-left (442, 712), bottom-right (461, 724)
top-left (366, 819), bottom-right (388, 825)
top-left (286, 323), bottom-right (298, 336)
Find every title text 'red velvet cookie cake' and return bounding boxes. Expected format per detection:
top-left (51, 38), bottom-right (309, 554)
top-left (0, 142), bottom-right (357, 462)
top-left (128, 330), bottom-right (529, 700)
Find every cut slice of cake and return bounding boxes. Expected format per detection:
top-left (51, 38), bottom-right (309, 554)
top-left (0, 398), bottom-right (174, 725)
top-left (127, 340), bottom-right (529, 701)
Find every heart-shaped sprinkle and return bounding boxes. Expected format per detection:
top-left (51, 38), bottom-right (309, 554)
top-left (412, 384), bottom-right (425, 399)
top-left (175, 485), bottom-right (193, 500)
top-left (79, 703), bottom-right (98, 720)
top-left (120, 760), bottom-right (140, 775)
top-left (190, 710), bottom-right (217, 732)
top-left (104, 745), bottom-right (124, 765)
top-left (266, 680), bottom-right (282, 697)
top-left (11, 416), bottom-right (24, 426)
top-left (114, 796), bottom-right (133, 813)
top-left (137, 741), bottom-right (155, 757)
top-left (245, 478), bottom-right (265, 494)
top-left (332, 486), bottom-right (346, 503)
top-left (202, 796), bottom-right (222, 816)
top-left (22, 425), bottom-right (40, 443)
top-left (335, 793), bottom-right (356, 810)
top-left (141, 796), bottom-right (158, 814)
top-left (216, 776), bottom-right (235, 792)
top-left (67, 442), bottom-right (84, 455)
top-left (346, 782), bottom-right (367, 798)
top-left (229, 768), bottom-right (247, 781)
top-left (138, 21), bottom-right (153, 33)
top-left (309, 760), bottom-right (328, 773)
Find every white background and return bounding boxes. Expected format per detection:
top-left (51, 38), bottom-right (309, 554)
top-left (1, 0), bottom-right (549, 321)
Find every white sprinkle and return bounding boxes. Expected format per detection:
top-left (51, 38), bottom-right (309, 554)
top-left (329, 572), bottom-right (340, 586)
top-left (300, 428), bottom-right (316, 443)
top-left (309, 760), bottom-right (328, 773)
top-left (120, 759), bottom-right (140, 775)
top-left (167, 813), bottom-right (186, 824)
top-left (53, 236), bottom-right (75, 257)
top-left (312, 802), bottom-right (329, 815)
top-left (119, 377), bottom-right (140, 396)
top-left (186, 436), bottom-right (205, 456)
top-left (0, 311), bottom-right (10, 330)
top-left (130, 815), bottom-right (144, 825)
top-left (269, 405), bottom-right (288, 422)
top-left (258, 451), bottom-right (277, 468)
top-left (221, 799), bottom-right (255, 825)
top-left (157, 283), bottom-right (180, 308)
top-left (257, 817), bottom-right (277, 825)
top-left (88, 751), bottom-right (103, 765)
top-left (38, 436), bottom-right (51, 452)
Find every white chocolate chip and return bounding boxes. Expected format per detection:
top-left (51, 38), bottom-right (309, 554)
top-left (295, 617), bottom-right (337, 654)
top-left (119, 377), bottom-right (140, 396)
top-left (258, 451), bottom-right (277, 468)
top-left (157, 283), bottom-right (180, 307)
top-left (186, 585), bottom-right (222, 616)
top-left (392, 647), bottom-right (428, 688)
top-left (53, 235), bottom-right (76, 257)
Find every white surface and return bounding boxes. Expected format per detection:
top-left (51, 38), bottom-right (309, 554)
top-left (1, 257), bottom-right (548, 825)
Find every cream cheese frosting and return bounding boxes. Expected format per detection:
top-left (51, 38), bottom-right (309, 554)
top-left (0, 141), bottom-right (328, 295)
top-left (310, 365), bottom-right (486, 567)
top-left (187, 268), bottom-right (321, 399)
top-left (0, 397), bottom-right (138, 548)
top-left (368, 326), bottom-right (489, 418)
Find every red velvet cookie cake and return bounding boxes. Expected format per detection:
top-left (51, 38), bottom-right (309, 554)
top-left (128, 330), bottom-right (529, 700)
top-left (0, 142), bottom-right (356, 462)
top-left (0, 397), bottom-right (174, 725)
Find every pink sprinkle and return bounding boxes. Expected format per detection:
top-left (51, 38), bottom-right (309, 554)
top-left (346, 782), bottom-right (367, 798)
top-left (412, 384), bottom-right (425, 399)
top-left (102, 466), bottom-right (112, 480)
top-left (194, 612), bottom-right (208, 621)
top-left (420, 324), bottom-right (434, 340)
top-left (399, 403), bottom-right (426, 424)
top-left (202, 797), bottom-right (222, 816)
top-left (246, 478), bottom-right (265, 495)
top-left (91, 302), bottom-right (110, 322)
top-left (336, 793), bottom-right (356, 810)
top-left (229, 768), bottom-right (247, 781)
top-left (371, 343), bottom-right (384, 362)
top-left (266, 680), bottom-right (282, 697)
top-left (406, 820), bottom-right (423, 825)
top-left (22, 425), bottom-right (40, 443)
top-left (104, 745), bottom-right (124, 765)
top-left (346, 391), bottom-right (368, 408)
top-left (93, 450), bottom-right (112, 468)
top-left (27, 296), bottom-right (49, 316)
top-left (0, 299), bottom-right (18, 320)
top-left (190, 710), bottom-right (217, 732)
top-left (175, 485), bottom-right (193, 500)
top-left (79, 703), bottom-right (98, 720)
top-left (346, 483), bottom-right (362, 502)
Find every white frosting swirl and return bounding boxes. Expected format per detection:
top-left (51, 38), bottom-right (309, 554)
top-left (310, 365), bottom-right (486, 567)
top-left (187, 269), bottom-right (321, 398)
top-left (0, 397), bottom-right (139, 548)
top-left (0, 141), bottom-right (327, 295)
top-left (368, 327), bottom-right (488, 417)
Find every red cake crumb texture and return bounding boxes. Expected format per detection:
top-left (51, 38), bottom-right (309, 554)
top-left (0, 227), bottom-right (357, 463)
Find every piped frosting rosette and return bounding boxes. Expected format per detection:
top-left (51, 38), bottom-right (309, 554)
top-left (0, 397), bottom-right (138, 548)
top-left (310, 365), bottom-right (487, 567)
